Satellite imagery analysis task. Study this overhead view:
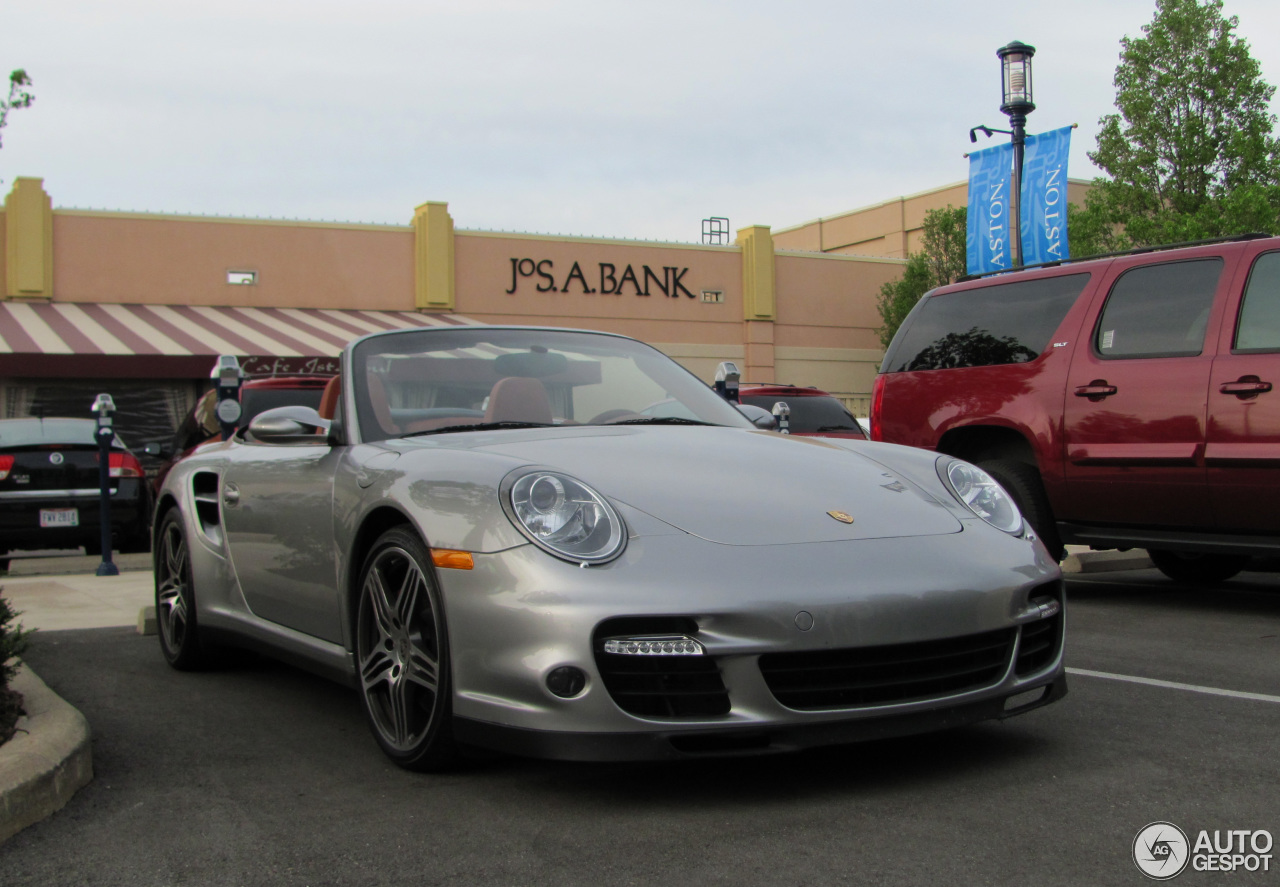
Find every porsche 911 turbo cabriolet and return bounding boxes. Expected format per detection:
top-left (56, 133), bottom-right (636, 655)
top-left (153, 325), bottom-right (1066, 770)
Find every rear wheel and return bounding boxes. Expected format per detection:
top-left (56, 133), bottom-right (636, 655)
top-left (1148, 549), bottom-right (1248, 586)
top-left (155, 511), bottom-right (210, 669)
top-left (355, 526), bottom-right (456, 771)
top-left (979, 459), bottom-right (1064, 560)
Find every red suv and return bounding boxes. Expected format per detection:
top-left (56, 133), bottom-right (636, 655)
top-left (738, 384), bottom-right (866, 439)
top-left (872, 233), bottom-right (1280, 585)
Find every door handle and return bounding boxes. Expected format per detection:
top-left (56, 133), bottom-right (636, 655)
top-left (1074, 380), bottom-right (1117, 400)
top-left (1220, 377), bottom-right (1272, 398)
top-left (222, 483), bottom-right (240, 506)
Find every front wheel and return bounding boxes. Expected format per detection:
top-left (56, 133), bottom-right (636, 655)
top-left (1148, 549), bottom-right (1248, 586)
top-left (978, 459), bottom-right (1064, 560)
top-left (355, 526), bottom-right (456, 771)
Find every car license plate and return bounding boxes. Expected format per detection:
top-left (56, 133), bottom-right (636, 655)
top-left (40, 507), bottom-right (79, 528)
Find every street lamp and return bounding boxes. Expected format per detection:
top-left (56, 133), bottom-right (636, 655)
top-left (997, 40), bottom-right (1036, 268)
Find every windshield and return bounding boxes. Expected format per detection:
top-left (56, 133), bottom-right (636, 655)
top-left (351, 327), bottom-right (754, 443)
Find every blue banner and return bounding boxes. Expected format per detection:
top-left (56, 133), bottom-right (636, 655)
top-left (1020, 126), bottom-right (1072, 265)
top-left (966, 141), bottom-right (1014, 275)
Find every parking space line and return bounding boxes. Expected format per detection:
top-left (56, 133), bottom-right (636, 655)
top-left (1067, 667), bottom-right (1280, 704)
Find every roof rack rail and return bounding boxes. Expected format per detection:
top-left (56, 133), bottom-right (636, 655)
top-left (956, 231), bottom-right (1273, 283)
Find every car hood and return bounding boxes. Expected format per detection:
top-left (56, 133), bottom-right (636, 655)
top-left (412, 426), bottom-right (963, 546)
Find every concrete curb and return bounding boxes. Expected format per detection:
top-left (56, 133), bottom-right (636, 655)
top-left (0, 663), bottom-right (93, 843)
top-left (1062, 548), bottom-right (1153, 574)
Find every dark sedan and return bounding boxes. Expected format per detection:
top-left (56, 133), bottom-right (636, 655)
top-left (0, 417), bottom-right (151, 568)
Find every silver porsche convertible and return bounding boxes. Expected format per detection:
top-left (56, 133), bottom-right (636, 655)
top-left (154, 325), bottom-right (1066, 770)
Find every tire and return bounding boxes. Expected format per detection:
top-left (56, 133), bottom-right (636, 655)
top-left (155, 510), bottom-right (210, 670)
top-left (1148, 549), bottom-right (1248, 586)
top-left (978, 459), bottom-right (1064, 560)
top-left (355, 526), bottom-right (456, 771)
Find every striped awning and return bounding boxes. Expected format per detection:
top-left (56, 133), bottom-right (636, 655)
top-left (0, 302), bottom-right (480, 378)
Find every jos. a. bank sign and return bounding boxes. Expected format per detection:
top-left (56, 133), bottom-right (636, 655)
top-left (505, 257), bottom-right (698, 298)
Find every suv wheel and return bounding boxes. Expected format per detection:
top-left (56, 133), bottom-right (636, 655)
top-left (1148, 549), bottom-right (1248, 586)
top-left (979, 459), bottom-right (1064, 561)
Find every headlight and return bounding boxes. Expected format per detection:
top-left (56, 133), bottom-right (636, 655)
top-left (939, 459), bottom-right (1024, 535)
top-left (503, 469), bottom-right (627, 564)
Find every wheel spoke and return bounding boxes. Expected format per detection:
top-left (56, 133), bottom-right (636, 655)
top-left (388, 667), bottom-right (412, 745)
top-left (395, 565), bottom-right (422, 630)
top-left (406, 644), bottom-right (438, 694)
top-left (359, 648), bottom-right (395, 692)
top-left (364, 567), bottom-right (397, 642)
top-left (164, 528), bottom-right (186, 578)
top-left (165, 592), bottom-right (186, 640)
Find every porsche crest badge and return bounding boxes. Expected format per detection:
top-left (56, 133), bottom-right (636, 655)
top-left (827, 510), bottom-right (854, 524)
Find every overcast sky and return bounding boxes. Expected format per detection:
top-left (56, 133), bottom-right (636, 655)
top-left (3, 0), bottom-right (1279, 243)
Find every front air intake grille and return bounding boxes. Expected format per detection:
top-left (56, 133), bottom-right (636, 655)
top-left (1015, 612), bottom-right (1063, 676)
top-left (759, 628), bottom-right (1016, 711)
top-left (593, 617), bottom-right (729, 718)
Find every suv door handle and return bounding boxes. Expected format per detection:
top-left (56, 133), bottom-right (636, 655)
top-left (1220, 376), bottom-right (1273, 398)
top-left (1074, 381), bottom-right (1118, 400)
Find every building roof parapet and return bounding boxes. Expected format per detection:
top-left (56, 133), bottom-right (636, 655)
top-left (53, 207), bottom-right (413, 232)
top-left (456, 228), bottom-right (739, 252)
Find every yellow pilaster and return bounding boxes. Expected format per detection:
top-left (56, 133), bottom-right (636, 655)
top-left (737, 224), bottom-right (777, 381)
top-left (737, 224), bottom-right (775, 321)
top-left (413, 201), bottom-right (455, 311)
top-left (4, 177), bottom-right (54, 300)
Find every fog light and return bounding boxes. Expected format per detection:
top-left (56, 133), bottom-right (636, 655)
top-left (601, 635), bottom-right (705, 656)
top-left (1028, 596), bottom-right (1060, 620)
top-left (546, 666), bottom-right (587, 698)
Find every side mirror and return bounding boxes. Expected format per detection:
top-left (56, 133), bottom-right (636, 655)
top-left (142, 442), bottom-right (172, 458)
top-left (736, 403), bottom-right (776, 430)
top-left (248, 406), bottom-right (331, 443)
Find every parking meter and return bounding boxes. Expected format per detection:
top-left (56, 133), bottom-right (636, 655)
top-left (212, 354), bottom-right (245, 440)
top-left (92, 393), bottom-right (119, 576)
top-left (714, 361), bottom-right (741, 404)
top-left (771, 401), bottom-right (791, 434)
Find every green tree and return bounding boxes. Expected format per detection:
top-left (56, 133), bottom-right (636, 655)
top-left (876, 205), bottom-right (967, 347)
top-left (0, 68), bottom-right (34, 149)
top-left (1072, 0), bottom-right (1280, 254)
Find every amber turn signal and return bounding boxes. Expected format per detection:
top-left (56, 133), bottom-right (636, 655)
top-left (430, 549), bottom-right (475, 570)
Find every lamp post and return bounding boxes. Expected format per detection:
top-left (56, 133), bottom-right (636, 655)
top-left (92, 393), bottom-right (119, 577)
top-left (997, 40), bottom-right (1036, 268)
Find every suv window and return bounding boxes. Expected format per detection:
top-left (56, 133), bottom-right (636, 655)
top-left (1094, 258), bottom-right (1222, 359)
top-left (883, 273), bottom-right (1088, 372)
top-left (1235, 251), bottom-right (1280, 352)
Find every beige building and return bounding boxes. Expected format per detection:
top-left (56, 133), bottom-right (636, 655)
top-left (773, 178), bottom-right (1093, 258)
top-left (0, 175), bottom-right (1087, 454)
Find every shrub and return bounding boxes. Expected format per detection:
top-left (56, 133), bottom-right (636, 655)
top-left (0, 590), bottom-right (34, 744)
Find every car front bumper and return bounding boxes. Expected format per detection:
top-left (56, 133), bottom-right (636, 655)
top-left (436, 525), bottom-right (1066, 761)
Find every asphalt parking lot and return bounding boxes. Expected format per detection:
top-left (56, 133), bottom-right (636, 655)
top-left (4, 566), bottom-right (1279, 886)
